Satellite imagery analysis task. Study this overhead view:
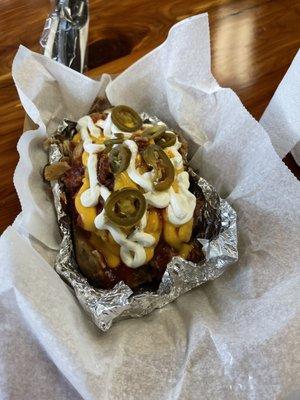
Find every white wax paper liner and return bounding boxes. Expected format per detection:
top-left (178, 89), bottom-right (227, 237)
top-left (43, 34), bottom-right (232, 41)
top-left (2, 12), bottom-right (299, 400)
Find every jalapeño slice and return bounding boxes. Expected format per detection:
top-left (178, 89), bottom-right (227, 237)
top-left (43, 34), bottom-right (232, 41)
top-left (104, 188), bottom-right (146, 227)
top-left (111, 105), bottom-right (142, 132)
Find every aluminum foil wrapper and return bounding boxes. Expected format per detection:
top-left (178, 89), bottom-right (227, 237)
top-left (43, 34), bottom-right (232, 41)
top-left (40, 0), bottom-right (89, 72)
top-left (49, 113), bottom-right (238, 331)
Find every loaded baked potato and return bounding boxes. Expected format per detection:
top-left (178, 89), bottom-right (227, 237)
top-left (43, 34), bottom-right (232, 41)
top-left (44, 105), bottom-right (209, 291)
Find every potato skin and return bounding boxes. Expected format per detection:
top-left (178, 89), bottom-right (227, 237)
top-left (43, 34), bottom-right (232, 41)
top-left (73, 227), bottom-right (119, 289)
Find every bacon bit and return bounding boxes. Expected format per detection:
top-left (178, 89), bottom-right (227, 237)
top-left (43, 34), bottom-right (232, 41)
top-left (133, 135), bottom-right (149, 152)
top-left (150, 240), bottom-right (176, 273)
top-left (177, 132), bottom-right (188, 158)
top-left (116, 263), bottom-right (152, 289)
top-left (97, 152), bottom-right (114, 191)
top-left (90, 112), bottom-right (105, 123)
top-left (193, 197), bottom-right (205, 228)
top-left (62, 164), bottom-right (84, 196)
top-left (96, 199), bottom-right (104, 214)
top-left (187, 241), bottom-right (205, 263)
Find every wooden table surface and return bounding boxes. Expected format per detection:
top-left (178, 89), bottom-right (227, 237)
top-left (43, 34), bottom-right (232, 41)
top-left (0, 0), bottom-right (300, 233)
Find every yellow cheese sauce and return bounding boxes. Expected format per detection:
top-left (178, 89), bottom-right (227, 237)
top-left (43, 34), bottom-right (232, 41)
top-left (73, 132), bottom-right (105, 145)
top-left (73, 130), bottom-right (194, 269)
top-left (93, 136), bottom-right (106, 144)
top-left (72, 133), bottom-right (81, 143)
top-left (90, 232), bottom-right (120, 268)
top-left (82, 151), bottom-right (89, 167)
top-left (144, 210), bottom-right (162, 263)
top-left (75, 178), bottom-right (97, 232)
top-left (114, 171), bottom-right (137, 191)
top-left (136, 154), bottom-right (149, 174)
top-left (75, 173), bottom-right (194, 267)
top-left (178, 243), bottom-right (193, 259)
top-left (164, 148), bottom-right (173, 158)
top-left (163, 211), bottom-right (193, 251)
top-left (172, 180), bottom-right (179, 193)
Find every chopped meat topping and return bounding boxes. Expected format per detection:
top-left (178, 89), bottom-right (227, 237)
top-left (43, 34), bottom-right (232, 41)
top-left (150, 240), bottom-right (176, 277)
top-left (62, 164), bottom-right (84, 197)
top-left (187, 241), bottom-right (205, 263)
top-left (193, 196), bottom-right (205, 229)
top-left (133, 135), bottom-right (149, 152)
top-left (97, 152), bottom-right (114, 191)
top-left (90, 112), bottom-right (106, 123)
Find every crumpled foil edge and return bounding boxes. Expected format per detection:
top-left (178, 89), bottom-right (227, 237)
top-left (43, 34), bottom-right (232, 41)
top-left (40, 0), bottom-right (89, 73)
top-left (49, 120), bottom-right (238, 332)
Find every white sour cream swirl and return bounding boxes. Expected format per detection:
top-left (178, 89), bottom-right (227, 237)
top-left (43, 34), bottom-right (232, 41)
top-left (77, 116), bottom-right (105, 208)
top-left (76, 113), bottom-right (196, 267)
top-left (167, 136), bottom-right (184, 169)
top-left (123, 137), bottom-right (196, 225)
top-left (77, 115), bottom-right (155, 268)
top-left (124, 139), bottom-right (153, 192)
top-left (167, 171), bottom-right (196, 225)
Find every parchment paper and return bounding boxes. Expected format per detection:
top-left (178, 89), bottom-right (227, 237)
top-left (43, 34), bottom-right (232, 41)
top-left (1, 13), bottom-right (299, 400)
top-left (260, 49), bottom-right (300, 165)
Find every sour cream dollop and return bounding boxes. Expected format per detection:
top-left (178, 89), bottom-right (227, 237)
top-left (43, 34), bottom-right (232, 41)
top-left (167, 171), bottom-right (196, 226)
top-left (94, 211), bottom-right (155, 268)
top-left (124, 139), bottom-right (153, 192)
top-left (77, 117), bottom-right (105, 208)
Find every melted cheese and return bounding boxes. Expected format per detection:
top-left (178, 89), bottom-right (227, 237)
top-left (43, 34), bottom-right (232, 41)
top-left (172, 180), bottom-right (179, 193)
top-left (90, 233), bottom-right (120, 268)
top-left (114, 171), bottom-right (137, 191)
top-left (75, 178), bottom-right (97, 232)
top-left (163, 221), bottom-right (181, 250)
top-left (73, 114), bottom-right (196, 268)
top-left (82, 151), bottom-right (89, 167)
top-left (75, 175), bottom-right (162, 267)
top-left (178, 218), bottom-right (193, 242)
top-left (124, 139), bottom-right (153, 192)
top-left (164, 136), bottom-right (183, 169)
top-left (165, 149), bottom-right (174, 158)
top-left (163, 211), bottom-right (193, 250)
top-left (95, 211), bottom-right (154, 268)
top-left (145, 247), bottom-right (154, 263)
top-left (135, 154), bottom-right (149, 174)
top-left (144, 210), bottom-right (162, 262)
top-left (72, 133), bottom-right (81, 143)
top-left (145, 210), bottom-right (161, 232)
top-left (179, 243), bottom-right (192, 259)
top-left (93, 136), bottom-right (105, 144)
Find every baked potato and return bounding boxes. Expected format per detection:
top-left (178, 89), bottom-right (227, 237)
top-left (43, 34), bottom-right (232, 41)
top-left (45, 106), bottom-right (209, 291)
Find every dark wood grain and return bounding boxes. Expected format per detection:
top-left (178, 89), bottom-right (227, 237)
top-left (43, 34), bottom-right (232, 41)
top-left (0, 0), bottom-right (300, 232)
